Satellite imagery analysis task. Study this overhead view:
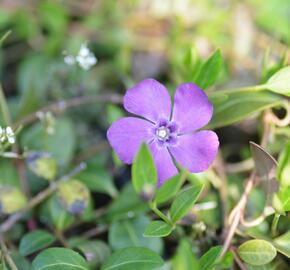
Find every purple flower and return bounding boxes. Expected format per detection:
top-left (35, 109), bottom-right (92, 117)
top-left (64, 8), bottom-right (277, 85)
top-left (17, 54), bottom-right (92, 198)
top-left (107, 79), bottom-right (219, 186)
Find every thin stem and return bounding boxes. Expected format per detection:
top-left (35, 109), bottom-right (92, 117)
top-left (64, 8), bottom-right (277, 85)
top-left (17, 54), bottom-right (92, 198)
top-left (14, 93), bottom-right (122, 128)
top-left (0, 235), bottom-right (18, 270)
top-left (0, 83), bottom-right (12, 126)
top-left (209, 84), bottom-right (267, 97)
top-left (150, 202), bottom-right (173, 226)
top-left (0, 162), bottom-right (86, 233)
top-left (271, 214), bottom-right (280, 237)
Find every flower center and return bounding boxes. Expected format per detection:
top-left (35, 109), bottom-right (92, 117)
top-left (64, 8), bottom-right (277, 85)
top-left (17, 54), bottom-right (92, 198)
top-left (156, 126), bottom-right (170, 141)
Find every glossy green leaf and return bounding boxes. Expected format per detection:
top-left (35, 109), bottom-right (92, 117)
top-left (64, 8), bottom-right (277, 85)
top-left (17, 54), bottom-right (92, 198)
top-left (19, 230), bottom-right (55, 256)
top-left (101, 247), bottom-right (164, 270)
top-left (109, 215), bottom-right (163, 254)
top-left (143, 221), bottom-right (173, 237)
top-left (238, 239), bottom-right (277, 266)
top-left (172, 239), bottom-right (199, 270)
top-left (155, 173), bottom-right (185, 204)
top-left (132, 143), bottom-right (157, 194)
top-left (170, 183), bottom-right (203, 223)
top-left (199, 246), bottom-right (222, 270)
top-left (195, 49), bottom-right (224, 89)
top-left (207, 91), bottom-right (281, 129)
top-left (31, 248), bottom-right (88, 270)
top-left (266, 66), bottom-right (290, 96)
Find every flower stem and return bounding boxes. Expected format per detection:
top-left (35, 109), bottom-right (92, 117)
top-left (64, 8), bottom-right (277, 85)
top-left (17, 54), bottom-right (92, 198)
top-left (209, 84), bottom-right (267, 97)
top-left (0, 83), bottom-right (12, 126)
top-left (271, 213), bottom-right (280, 237)
top-left (149, 202), bottom-right (173, 226)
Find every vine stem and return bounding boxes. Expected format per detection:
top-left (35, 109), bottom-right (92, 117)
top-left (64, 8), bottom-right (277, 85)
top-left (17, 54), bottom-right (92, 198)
top-left (0, 235), bottom-right (18, 270)
top-left (271, 214), bottom-right (280, 237)
top-left (149, 202), bottom-right (173, 226)
top-left (0, 162), bottom-right (86, 233)
top-left (14, 93), bottom-right (122, 128)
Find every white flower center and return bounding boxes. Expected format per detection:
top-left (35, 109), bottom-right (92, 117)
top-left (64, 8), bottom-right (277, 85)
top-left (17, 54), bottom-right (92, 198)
top-left (156, 126), bottom-right (169, 140)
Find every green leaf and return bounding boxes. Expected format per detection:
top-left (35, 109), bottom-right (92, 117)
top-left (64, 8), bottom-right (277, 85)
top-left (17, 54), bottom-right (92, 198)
top-left (69, 238), bottom-right (111, 268)
top-left (238, 239), bottom-right (277, 266)
top-left (274, 231), bottom-right (290, 258)
top-left (19, 230), bottom-right (56, 256)
top-left (170, 183), bottom-right (203, 223)
top-left (274, 186), bottom-right (290, 212)
top-left (109, 215), bottom-right (163, 254)
top-left (266, 66), bottom-right (290, 96)
top-left (143, 221), bottom-right (173, 237)
top-left (106, 184), bottom-right (148, 221)
top-left (21, 118), bottom-right (76, 167)
top-left (132, 143), bottom-right (157, 193)
top-left (195, 49), bottom-right (224, 89)
top-left (172, 239), bottom-right (199, 270)
top-left (47, 195), bottom-right (74, 231)
top-left (77, 170), bottom-right (117, 198)
top-left (101, 247), bottom-right (164, 270)
top-left (155, 173), bottom-right (185, 204)
top-left (277, 141), bottom-right (290, 186)
top-left (207, 91), bottom-right (281, 129)
top-left (31, 248), bottom-right (88, 270)
top-left (199, 246), bottom-right (222, 270)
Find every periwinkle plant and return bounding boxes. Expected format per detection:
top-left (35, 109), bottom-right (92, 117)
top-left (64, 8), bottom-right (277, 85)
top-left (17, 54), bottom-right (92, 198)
top-left (107, 79), bottom-right (219, 186)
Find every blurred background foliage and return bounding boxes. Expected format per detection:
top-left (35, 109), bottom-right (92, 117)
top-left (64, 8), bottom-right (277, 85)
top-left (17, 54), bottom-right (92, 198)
top-left (0, 0), bottom-right (289, 269)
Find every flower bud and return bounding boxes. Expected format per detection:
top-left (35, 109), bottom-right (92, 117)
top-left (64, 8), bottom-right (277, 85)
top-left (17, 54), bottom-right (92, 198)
top-left (0, 185), bottom-right (27, 214)
top-left (57, 180), bottom-right (90, 215)
top-left (26, 152), bottom-right (57, 181)
top-left (140, 184), bottom-right (155, 202)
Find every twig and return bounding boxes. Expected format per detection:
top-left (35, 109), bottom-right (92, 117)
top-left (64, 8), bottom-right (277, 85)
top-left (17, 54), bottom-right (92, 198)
top-left (82, 224), bottom-right (108, 239)
top-left (0, 163), bottom-right (86, 233)
top-left (230, 247), bottom-right (248, 270)
top-left (220, 110), bottom-right (272, 257)
top-left (225, 158), bottom-right (254, 174)
top-left (0, 235), bottom-right (18, 270)
top-left (14, 93), bottom-right (122, 128)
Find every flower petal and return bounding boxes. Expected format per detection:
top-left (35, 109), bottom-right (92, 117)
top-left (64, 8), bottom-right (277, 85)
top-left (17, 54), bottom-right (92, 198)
top-left (169, 130), bottom-right (219, 173)
top-left (149, 143), bottom-right (178, 187)
top-left (124, 79), bottom-right (172, 123)
top-left (172, 83), bottom-right (213, 133)
top-left (107, 117), bottom-right (153, 164)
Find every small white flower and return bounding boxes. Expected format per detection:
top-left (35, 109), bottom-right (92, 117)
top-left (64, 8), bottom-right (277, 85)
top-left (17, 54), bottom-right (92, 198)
top-left (76, 43), bottom-right (97, 70)
top-left (5, 127), bottom-right (15, 144)
top-left (0, 126), bottom-right (16, 144)
top-left (0, 127), bottom-right (5, 142)
top-left (64, 55), bottom-right (75, 66)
